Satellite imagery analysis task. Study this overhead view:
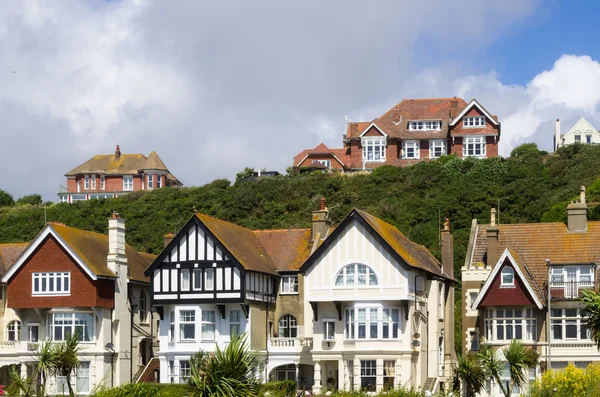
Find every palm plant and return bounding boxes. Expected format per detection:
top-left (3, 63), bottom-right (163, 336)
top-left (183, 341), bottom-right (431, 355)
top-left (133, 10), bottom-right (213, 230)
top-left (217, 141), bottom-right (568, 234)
top-left (580, 289), bottom-right (600, 349)
top-left (6, 365), bottom-right (34, 397)
top-left (49, 333), bottom-right (82, 397)
top-left (189, 335), bottom-right (261, 397)
top-left (32, 340), bottom-right (56, 397)
top-left (455, 353), bottom-right (485, 397)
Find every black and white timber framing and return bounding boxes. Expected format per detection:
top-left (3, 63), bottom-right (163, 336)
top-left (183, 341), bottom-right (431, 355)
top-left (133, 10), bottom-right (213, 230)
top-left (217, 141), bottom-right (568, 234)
top-left (145, 216), bottom-right (277, 306)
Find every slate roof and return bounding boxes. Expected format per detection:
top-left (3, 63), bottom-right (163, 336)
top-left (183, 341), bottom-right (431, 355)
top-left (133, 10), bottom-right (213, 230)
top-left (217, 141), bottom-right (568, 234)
top-left (0, 243), bottom-right (28, 277)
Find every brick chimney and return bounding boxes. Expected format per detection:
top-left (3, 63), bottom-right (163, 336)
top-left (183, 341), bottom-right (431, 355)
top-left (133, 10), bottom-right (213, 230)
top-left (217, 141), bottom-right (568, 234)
top-left (115, 145), bottom-right (121, 160)
top-left (486, 208), bottom-right (499, 268)
top-left (567, 186), bottom-right (588, 232)
top-left (164, 232), bottom-right (174, 248)
top-left (441, 218), bottom-right (454, 277)
top-left (312, 197), bottom-right (329, 242)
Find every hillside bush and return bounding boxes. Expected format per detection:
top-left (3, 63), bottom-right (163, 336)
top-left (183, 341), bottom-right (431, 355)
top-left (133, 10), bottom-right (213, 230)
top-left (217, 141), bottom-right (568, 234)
top-left (527, 363), bottom-right (600, 397)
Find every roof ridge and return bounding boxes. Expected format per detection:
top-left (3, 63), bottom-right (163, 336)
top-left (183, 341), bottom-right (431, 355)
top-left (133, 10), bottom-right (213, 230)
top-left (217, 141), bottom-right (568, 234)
top-left (196, 213), bottom-right (251, 232)
top-left (399, 97), bottom-right (464, 102)
top-left (50, 223), bottom-right (110, 240)
top-left (253, 228), bottom-right (311, 233)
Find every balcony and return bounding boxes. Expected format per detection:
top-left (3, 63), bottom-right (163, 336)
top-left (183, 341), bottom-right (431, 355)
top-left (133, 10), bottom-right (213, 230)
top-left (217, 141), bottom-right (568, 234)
top-left (268, 337), bottom-right (313, 353)
top-left (0, 341), bottom-right (39, 354)
top-left (549, 281), bottom-right (597, 300)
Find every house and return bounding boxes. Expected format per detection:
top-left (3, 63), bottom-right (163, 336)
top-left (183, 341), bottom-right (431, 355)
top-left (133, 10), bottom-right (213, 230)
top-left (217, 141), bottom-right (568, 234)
top-left (0, 214), bottom-right (158, 393)
top-left (58, 145), bottom-right (182, 203)
top-left (462, 186), bottom-right (600, 396)
top-left (554, 118), bottom-right (600, 150)
top-left (292, 97), bottom-right (500, 170)
top-left (145, 199), bottom-right (456, 394)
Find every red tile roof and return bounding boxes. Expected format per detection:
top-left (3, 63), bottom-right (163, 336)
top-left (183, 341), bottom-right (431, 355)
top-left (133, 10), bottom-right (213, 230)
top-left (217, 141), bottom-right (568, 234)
top-left (292, 143), bottom-right (351, 168)
top-left (254, 229), bottom-right (313, 271)
top-left (0, 243), bottom-right (28, 276)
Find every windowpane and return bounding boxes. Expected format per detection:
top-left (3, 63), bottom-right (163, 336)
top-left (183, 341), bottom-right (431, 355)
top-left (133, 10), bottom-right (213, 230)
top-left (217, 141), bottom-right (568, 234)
top-left (334, 264), bottom-right (377, 287)
top-left (202, 310), bottom-right (216, 340)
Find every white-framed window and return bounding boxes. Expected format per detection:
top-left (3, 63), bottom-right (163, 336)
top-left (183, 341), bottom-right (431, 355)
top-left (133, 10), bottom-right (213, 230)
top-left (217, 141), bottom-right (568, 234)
top-left (323, 320), bottom-right (335, 340)
top-left (201, 310), bottom-right (216, 341)
top-left (148, 174), bottom-right (154, 189)
top-left (429, 139), bottom-right (446, 158)
top-left (48, 312), bottom-right (94, 342)
top-left (157, 175), bottom-right (162, 188)
top-left (463, 116), bottom-right (485, 127)
top-left (383, 360), bottom-right (395, 391)
top-left (205, 269), bottom-right (214, 290)
top-left (179, 360), bottom-right (191, 384)
top-left (28, 323), bottom-right (39, 343)
top-left (551, 308), bottom-right (589, 341)
top-left (466, 290), bottom-right (479, 315)
top-left (7, 320), bottom-right (20, 341)
top-left (77, 180), bottom-right (81, 193)
top-left (438, 283), bottom-right (444, 320)
top-left (100, 175), bottom-right (105, 190)
top-left (345, 306), bottom-right (400, 340)
top-left (575, 135), bottom-right (581, 143)
top-left (91, 175), bottom-right (96, 190)
top-left (587, 135), bottom-right (593, 144)
top-left (230, 310), bottom-right (241, 338)
top-left (179, 310), bottom-right (195, 341)
top-left (123, 175), bottom-right (133, 191)
top-left (335, 264), bottom-right (378, 287)
top-left (139, 290), bottom-right (148, 323)
top-left (76, 362), bottom-right (90, 394)
top-left (180, 269), bottom-right (190, 291)
top-left (32, 272), bottom-right (70, 295)
top-left (360, 360), bottom-right (377, 391)
top-left (362, 137), bottom-right (386, 161)
top-left (501, 267), bottom-right (514, 286)
top-left (193, 269), bottom-right (202, 290)
top-left (278, 314), bottom-right (298, 338)
top-left (281, 275), bottom-right (298, 294)
top-left (169, 310), bottom-right (175, 342)
top-left (550, 265), bottom-right (593, 286)
top-left (469, 329), bottom-right (480, 351)
top-left (84, 175), bottom-right (90, 190)
top-left (402, 140), bottom-right (420, 159)
top-left (463, 136), bottom-right (486, 157)
top-left (314, 159), bottom-right (331, 168)
top-left (409, 120), bottom-right (441, 131)
top-left (484, 308), bottom-right (537, 342)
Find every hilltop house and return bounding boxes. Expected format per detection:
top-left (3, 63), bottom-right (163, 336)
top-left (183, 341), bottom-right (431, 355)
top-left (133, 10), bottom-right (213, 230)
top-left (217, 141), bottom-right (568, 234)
top-left (58, 145), bottom-right (182, 203)
top-left (554, 118), bottom-right (600, 150)
top-left (462, 186), bottom-right (600, 396)
top-left (0, 215), bottom-right (158, 392)
top-left (293, 97), bottom-right (500, 170)
top-left (145, 200), bottom-right (456, 394)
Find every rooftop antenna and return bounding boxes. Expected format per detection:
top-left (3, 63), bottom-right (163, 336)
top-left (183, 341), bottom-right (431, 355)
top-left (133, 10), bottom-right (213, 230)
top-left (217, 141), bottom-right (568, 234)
top-left (44, 204), bottom-right (47, 224)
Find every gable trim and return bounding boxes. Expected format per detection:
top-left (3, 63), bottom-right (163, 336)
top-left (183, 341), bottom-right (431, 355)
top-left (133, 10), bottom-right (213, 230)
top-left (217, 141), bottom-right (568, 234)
top-left (562, 117), bottom-right (599, 139)
top-left (2, 225), bottom-right (99, 283)
top-left (297, 153), bottom-right (347, 168)
top-left (472, 248), bottom-right (543, 310)
top-left (359, 123), bottom-right (389, 138)
top-left (449, 99), bottom-right (499, 127)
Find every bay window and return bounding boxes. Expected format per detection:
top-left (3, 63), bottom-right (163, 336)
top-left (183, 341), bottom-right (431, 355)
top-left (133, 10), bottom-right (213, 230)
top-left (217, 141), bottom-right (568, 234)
top-left (463, 136), bottom-right (486, 157)
top-left (48, 312), bottom-right (94, 342)
top-left (551, 309), bottom-right (589, 341)
top-left (429, 140), bottom-right (446, 158)
top-left (402, 140), bottom-right (420, 159)
top-left (345, 306), bottom-right (400, 340)
top-left (362, 138), bottom-right (386, 161)
top-left (484, 308), bottom-right (537, 342)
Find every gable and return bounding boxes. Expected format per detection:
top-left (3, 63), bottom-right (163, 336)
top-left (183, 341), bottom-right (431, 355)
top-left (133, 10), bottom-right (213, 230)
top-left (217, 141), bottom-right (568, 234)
top-left (563, 118), bottom-right (599, 139)
top-left (450, 99), bottom-right (499, 126)
top-left (477, 261), bottom-right (536, 307)
top-left (359, 123), bottom-right (388, 138)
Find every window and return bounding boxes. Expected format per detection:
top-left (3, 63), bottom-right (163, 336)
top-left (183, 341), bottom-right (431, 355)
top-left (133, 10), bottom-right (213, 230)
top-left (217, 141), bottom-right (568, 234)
top-left (469, 329), bottom-right (479, 351)
top-left (360, 360), bottom-right (376, 391)
top-left (362, 138), bottom-right (386, 161)
top-left (382, 309), bottom-right (399, 339)
top-left (348, 361), bottom-right (354, 389)
top-left (501, 267), bottom-right (514, 286)
top-left (409, 120), bottom-right (441, 131)
top-left (402, 140), bottom-right (420, 159)
top-left (551, 308), bottom-right (589, 341)
top-left (205, 269), bottom-right (214, 290)
top-left (7, 321), bottom-right (20, 341)
top-left (335, 264), bottom-right (378, 287)
top-left (587, 135), bottom-right (593, 144)
top-left (123, 175), bottom-right (133, 191)
top-left (484, 308), bottom-right (537, 342)
top-left (438, 284), bottom-right (444, 320)
top-left (550, 265), bottom-right (593, 285)
top-left (157, 175), bottom-right (162, 188)
top-left (463, 116), bottom-right (485, 127)
top-left (281, 275), bottom-right (298, 294)
top-left (179, 310), bottom-right (195, 341)
top-left (429, 140), bottom-right (446, 158)
top-left (202, 310), bottom-right (216, 341)
top-left (179, 361), bottom-right (191, 384)
top-left (139, 290), bottom-right (148, 323)
top-left (230, 310), bottom-right (241, 338)
top-left (29, 324), bottom-right (39, 343)
top-left (180, 269), bottom-right (190, 291)
top-left (169, 310), bottom-right (175, 342)
top-left (383, 361), bottom-right (395, 391)
top-left (49, 312), bottom-right (94, 341)
top-left (148, 174), bottom-right (154, 189)
top-left (91, 175), bottom-right (96, 190)
top-left (193, 269), bottom-right (202, 290)
top-left (468, 291), bottom-right (479, 313)
top-left (345, 307), bottom-right (400, 340)
top-left (76, 362), bottom-right (90, 393)
top-left (314, 159), bottom-right (331, 168)
top-left (32, 272), bottom-right (70, 295)
top-left (575, 135), bottom-right (581, 143)
top-left (168, 361), bottom-right (175, 383)
top-left (84, 175), bottom-right (90, 190)
top-left (278, 314), bottom-right (298, 338)
top-left (323, 320), bottom-right (335, 340)
top-left (100, 175), bottom-right (105, 190)
top-left (463, 136), bottom-right (486, 157)
top-left (276, 364), bottom-right (296, 381)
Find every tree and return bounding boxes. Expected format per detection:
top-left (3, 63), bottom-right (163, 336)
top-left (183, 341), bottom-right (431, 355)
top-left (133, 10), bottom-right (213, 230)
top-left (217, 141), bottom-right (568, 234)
top-left (0, 189), bottom-right (14, 207)
top-left (455, 353), bottom-right (485, 397)
top-left (49, 333), bottom-right (82, 397)
top-left (16, 194), bottom-right (43, 206)
top-left (580, 289), bottom-right (600, 349)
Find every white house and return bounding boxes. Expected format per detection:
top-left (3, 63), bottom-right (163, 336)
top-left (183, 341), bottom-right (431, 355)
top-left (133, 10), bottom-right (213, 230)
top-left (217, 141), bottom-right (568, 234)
top-left (555, 117), bottom-right (600, 150)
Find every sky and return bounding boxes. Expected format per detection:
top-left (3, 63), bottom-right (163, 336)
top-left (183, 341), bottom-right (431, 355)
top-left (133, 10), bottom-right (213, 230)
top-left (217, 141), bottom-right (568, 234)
top-left (3, 0), bottom-right (600, 201)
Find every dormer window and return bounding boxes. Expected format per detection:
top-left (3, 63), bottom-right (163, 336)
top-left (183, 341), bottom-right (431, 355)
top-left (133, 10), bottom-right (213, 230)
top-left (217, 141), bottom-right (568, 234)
top-left (463, 116), bottom-right (485, 127)
top-left (501, 267), bottom-right (514, 286)
top-left (362, 138), bottom-right (386, 162)
top-left (409, 121), bottom-right (441, 131)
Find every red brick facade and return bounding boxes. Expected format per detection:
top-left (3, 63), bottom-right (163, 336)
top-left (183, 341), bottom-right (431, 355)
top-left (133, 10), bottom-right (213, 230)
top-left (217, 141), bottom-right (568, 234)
top-left (479, 263), bottom-right (536, 307)
top-left (7, 236), bottom-right (114, 309)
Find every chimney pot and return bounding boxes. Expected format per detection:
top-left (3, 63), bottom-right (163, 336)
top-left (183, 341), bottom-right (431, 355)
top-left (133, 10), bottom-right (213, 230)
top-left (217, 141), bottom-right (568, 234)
top-left (580, 185), bottom-right (586, 204)
top-left (319, 197), bottom-right (326, 211)
top-left (115, 145), bottom-right (121, 160)
top-left (312, 198), bottom-right (329, 242)
top-left (443, 218), bottom-right (450, 231)
top-left (441, 218), bottom-right (453, 276)
top-left (490, 208), bottom-right (497, 226)
top-left (112, 211), bottom-right (120, 219)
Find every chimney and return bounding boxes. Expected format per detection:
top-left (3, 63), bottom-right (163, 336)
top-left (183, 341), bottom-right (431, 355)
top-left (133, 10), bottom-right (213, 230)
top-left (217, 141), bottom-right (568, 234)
top-left (486, 208), bottom-right (499, 268)
top-left (441, 218), bottom-right (454, 277)
top-left (555, 119), bottom-right (561, 151)
top-left (311, 197), bottom-right (329, 242)
top-left (567, 186), bottom-right (588, 232)
top-left (164, 232), bottom-right (174, 248)
top-left (115, 145), bottom-right (121, 160)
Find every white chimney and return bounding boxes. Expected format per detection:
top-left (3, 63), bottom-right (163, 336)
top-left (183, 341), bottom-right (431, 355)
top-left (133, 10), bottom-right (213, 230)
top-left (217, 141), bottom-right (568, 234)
top-left (555, 118), bottom-right (561, 151)
top-left (107, 211), bottom-right (127, 274)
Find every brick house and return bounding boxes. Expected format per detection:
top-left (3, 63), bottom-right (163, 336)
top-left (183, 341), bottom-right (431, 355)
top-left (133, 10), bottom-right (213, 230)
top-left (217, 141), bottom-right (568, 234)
top-left (462, 186), bottom-right (600, 396)
top-left (0, 214), bottom-right (158, 392)
top-left (293, 97), bottom-right (500, 170)
top-left (58, 145), bottom-right (182, 203)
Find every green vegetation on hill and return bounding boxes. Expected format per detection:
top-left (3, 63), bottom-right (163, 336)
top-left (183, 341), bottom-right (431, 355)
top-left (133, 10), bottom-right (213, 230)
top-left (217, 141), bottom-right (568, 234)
top-left (2, 143), bottom-right (600, 280)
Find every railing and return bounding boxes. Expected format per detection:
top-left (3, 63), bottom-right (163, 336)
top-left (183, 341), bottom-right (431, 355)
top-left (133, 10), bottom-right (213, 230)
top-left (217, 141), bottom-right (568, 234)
top-left (549, 281), bottom-right (597, 300)
top-left (0, 342), bottom-right (16, 352)
top-left (268, 337), bottom-right (313, 350)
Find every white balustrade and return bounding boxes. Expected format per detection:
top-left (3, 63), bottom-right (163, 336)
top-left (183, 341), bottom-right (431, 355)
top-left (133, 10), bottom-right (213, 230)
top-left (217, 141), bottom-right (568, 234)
top-left (268, 337), bottom-right (313, 350)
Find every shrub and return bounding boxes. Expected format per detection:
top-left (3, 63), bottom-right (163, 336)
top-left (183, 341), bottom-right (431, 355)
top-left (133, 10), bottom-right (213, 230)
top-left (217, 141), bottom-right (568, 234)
top-left (259, 380), bottom-right (296, 397)
top-left (527, 363), bottom-right (600, 397)
top-left (91, 383), bottom-right (160, 397)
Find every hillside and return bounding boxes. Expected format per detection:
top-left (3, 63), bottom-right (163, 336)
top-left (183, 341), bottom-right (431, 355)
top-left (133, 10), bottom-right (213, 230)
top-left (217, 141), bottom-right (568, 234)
top-left (2, 143), bottom-right (600, 280)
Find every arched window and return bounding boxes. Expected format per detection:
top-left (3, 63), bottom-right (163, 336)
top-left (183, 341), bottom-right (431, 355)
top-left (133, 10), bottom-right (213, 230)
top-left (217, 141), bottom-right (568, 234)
top-left (501, 267), bottom-right (514, 286)
top-left (7, 321), bottom-right (20, 342)
top-left (140, 290), bottom-right (148, 323)
top-left (335, 264), bottom-right (378, 287)
top-left (278, 314), bottom-right (298, 338)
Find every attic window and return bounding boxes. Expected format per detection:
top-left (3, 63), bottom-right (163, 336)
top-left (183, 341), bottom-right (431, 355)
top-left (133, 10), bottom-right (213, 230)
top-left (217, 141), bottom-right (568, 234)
top-left (463, 116), bottom-right (485, 127)
top-left (501, 267), bottom-right (514, 287)
top-left (409, 121), bottom-right (441, 131)
top-left (335, 264), bottom-right (378, 287)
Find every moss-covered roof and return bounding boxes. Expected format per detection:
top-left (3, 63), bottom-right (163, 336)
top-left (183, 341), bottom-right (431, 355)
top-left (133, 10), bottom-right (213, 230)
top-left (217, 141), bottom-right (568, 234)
top-left (254, 229), bottom-right (312, 271)
top-left (0, 243), bottom-right (28, 276)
